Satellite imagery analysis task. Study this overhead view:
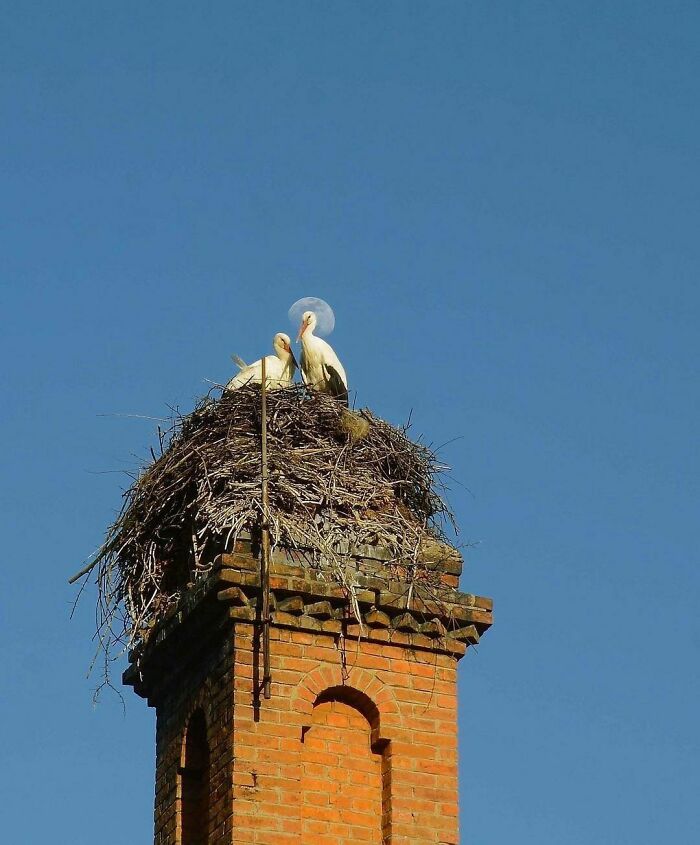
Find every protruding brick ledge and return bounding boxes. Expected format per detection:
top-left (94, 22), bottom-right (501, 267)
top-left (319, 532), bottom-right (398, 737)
top-left (123, 543), bottom-right (492, 703)
top-left (216, 550), bottom-right (491, 649)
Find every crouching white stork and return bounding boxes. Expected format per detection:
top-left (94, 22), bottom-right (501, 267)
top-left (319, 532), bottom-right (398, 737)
top-left (226, 333), bottom-right (297, 391)
top-left (297, 310), bottom-right (348, 404)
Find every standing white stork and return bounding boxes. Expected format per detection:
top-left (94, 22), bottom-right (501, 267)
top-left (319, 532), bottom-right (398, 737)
top-left (297, 310), bottom-right (348, 404)
top-left (225, 333), bottom-right (297, 391)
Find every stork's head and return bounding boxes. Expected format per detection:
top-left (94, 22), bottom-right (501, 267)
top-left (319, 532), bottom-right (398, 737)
top-left (297, 310), bottom-right (317, 340)
top-left (273, 332), bottom-right (293, 358)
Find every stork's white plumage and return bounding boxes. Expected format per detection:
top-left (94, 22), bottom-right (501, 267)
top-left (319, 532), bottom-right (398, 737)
top-left (297, 311), bottom-right (348, 404)
top-left (226, 333), bottom-right (297, 391)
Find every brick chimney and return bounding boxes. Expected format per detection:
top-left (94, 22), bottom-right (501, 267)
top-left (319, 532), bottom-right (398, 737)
top-left (124, 536), bottom-right (492, 845)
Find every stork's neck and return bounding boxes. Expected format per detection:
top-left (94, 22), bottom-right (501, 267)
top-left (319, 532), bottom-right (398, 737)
top-left (301, 325), bottom-right (317, 347)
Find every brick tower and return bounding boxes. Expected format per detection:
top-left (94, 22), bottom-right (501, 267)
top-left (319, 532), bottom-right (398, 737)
top-left (124, 534), bottom-right (492, 845)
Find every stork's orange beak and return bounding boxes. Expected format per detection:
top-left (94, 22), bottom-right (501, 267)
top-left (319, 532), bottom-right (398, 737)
top-left (296, 319), bottom-right (306, 341)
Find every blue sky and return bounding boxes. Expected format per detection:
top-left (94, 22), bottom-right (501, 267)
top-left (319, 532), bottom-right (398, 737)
top-left (1, 2), bottom-right (698, 842)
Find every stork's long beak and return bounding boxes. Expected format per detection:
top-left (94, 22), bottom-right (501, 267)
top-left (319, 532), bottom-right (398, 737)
top-left (296, 319), bottom-right (306, 341)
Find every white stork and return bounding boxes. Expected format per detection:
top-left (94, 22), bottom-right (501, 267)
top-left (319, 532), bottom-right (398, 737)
top-left (297, 310), bottom-right (348, 404)
top-left (225, 333), bottom-right (297, 391)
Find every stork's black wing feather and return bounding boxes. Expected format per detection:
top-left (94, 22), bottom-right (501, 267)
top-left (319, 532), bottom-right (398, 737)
top-left (324, 364), bottom-right (349, 406)
top-left (289, 348), bottom-right (300, 373)
top-left (299, 346), bottom-right (309, 385)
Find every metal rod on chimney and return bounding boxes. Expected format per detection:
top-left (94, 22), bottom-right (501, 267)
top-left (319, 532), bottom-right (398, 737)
top-left (260, 357), bottom-right (272, 699)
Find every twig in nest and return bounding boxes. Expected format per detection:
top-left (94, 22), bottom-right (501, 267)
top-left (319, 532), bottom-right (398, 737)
top-left (75, 385), bottom-right (457, 688)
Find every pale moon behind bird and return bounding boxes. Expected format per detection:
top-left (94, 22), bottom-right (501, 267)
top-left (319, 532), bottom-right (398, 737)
top-left (288, 297), bottom-right (336, 337)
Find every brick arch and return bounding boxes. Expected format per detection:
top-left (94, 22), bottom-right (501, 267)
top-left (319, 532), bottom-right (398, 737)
top-left (292, 664), bottom-right (401, 732)
top-left (178, 682), bottom-right (214, 768)
top-left (298, 673), bottom-right (395, 844)
top-left (176, 683), bottom-right (218, 845)
top-left (179, 707), bottom-right (210, 845)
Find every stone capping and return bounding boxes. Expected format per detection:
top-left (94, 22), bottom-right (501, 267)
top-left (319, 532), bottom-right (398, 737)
top-left (211, 531), bottom-right (463, 591)
top-left (232, 529), bottom-right (464, 573)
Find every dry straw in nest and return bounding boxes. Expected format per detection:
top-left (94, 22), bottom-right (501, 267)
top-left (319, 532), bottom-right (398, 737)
top-left (77, 385), bottom-right (456, 673)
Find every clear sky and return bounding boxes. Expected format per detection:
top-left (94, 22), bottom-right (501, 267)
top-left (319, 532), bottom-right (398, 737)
top-left (2, 2), bottom-right (698, 842)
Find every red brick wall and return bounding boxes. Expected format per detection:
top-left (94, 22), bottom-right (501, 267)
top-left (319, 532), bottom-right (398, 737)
top-left (150, 620), bottom-right (460, 844)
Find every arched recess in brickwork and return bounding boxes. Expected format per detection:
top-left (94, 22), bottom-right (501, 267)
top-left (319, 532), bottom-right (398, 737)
top-left (297, 674), bottom-right (394, 845)
top-left (293, 664), bottom-right (401, 732)
top-left (179, 708), bottom-right (210, 845)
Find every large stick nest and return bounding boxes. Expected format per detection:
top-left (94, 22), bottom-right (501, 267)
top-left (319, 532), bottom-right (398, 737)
top-left (87, 385), bottom-right (455, 663)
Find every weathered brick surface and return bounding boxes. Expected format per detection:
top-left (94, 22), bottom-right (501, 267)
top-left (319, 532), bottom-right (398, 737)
top-left (125, 549), bottom-right (491, 845)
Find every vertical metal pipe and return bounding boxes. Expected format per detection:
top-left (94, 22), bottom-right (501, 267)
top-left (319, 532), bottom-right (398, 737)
top-left (260, 358), bottom-right (272, 699)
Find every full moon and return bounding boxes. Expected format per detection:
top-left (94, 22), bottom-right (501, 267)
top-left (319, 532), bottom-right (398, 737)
top-left (288, 296), bottom-right (336, 337)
